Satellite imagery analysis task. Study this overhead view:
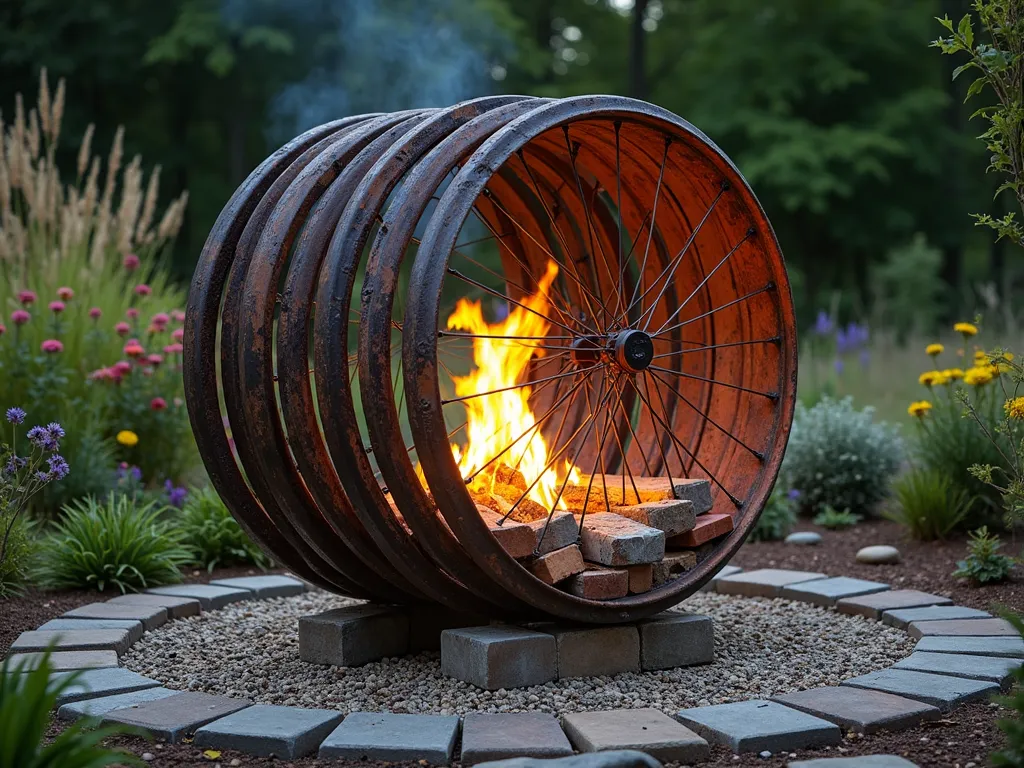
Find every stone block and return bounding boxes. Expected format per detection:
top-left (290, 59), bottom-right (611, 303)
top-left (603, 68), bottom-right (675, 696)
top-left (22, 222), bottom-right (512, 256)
top-left (194, 704), bottom-right (343, 759)
top-left (528, 545), bottom-right (585, 584)
top-left (716, 568), bottom-right (825, 598)
top-left (440, 626), bottom-right (555, 690)
top-left (545, 625), bottom-right (639, 679)
top-left (62, 602), bottom-right (167, 631)
top-left (667, 513), bottom-right (733, 548)
top-left (407, 605), bottom-right (489, 653)
top-left (566, 567), bottom-right (628, 600)
top-left (700, 564), bottom-right (742, 592)
top-left (881, 605), bottom-right (991, 630)
top-left (779, 577), bottom-right (889, 607)
top-left (841, 668), bottom-right (999, 712)
top-left (908, 617), bottom-right (1018, 638)
top-left (6, 650), bottom-right (118, 671)
top-left (771, 686), bottom-right (940, 734)
top-left (915, 635), bottom-right (1024, 658)
top-left (530, 512), bottom-right (579, 555)
top-left (675, 699), bottom-right (841, 753)
top-left (478, 507), bottom-right (537, 559)
top-left (893, 651), bottom-right (1022, 687)
top-left (474, 752), bottom-right (661, 768)
top-left (612, 499), bottom-right (695, 536)
top-left (670, 479), bottom-right (713, 514)
top-left (562, 708), bottom-right (709, 763)
top-left (836, 590), bottom-right (952, 620)
top-left (652, 551), bottom-right (696, 587)
top-left (146, 584), bottom-right (252, 610)
top-left (579, 514), bottom-right (664, 566)
top-left (103, 691), bottom-right (251, 743)
top-left (9, 629), bottom-right (131, 656)
top-left (789, 757), bottom-right (920, 768)
top-left (106, 593), bottom-right (201, 618)
top-left (52, 667), bottom-right (161, 705)
top-left (38, 618), bottom-right (144, 644)
top-left (639, 612), bottom-right (714, 670)
top-left (626, 564), bottom-right (653, 594)
top-left (209, 575), bottom-right (305, 599)
top-left (299, 605), bottom-right (409, 667)
top-left (58, 687), bottom-right (180, 721)
top-left (461, 712), bottom-right (573, 765)
top-left (564, 475), bottom-right (674, 507)
top-left (319, 712), bottom-right (460, 763)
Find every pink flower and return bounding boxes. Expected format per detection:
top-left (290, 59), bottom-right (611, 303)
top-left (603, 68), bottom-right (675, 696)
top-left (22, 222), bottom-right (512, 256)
top-left (41, 339), bottom-right (63, 354)
top-left (171, 309), bottom-right (185, 323)
top-left (57, 286), bottom-right (74, 300)
top-left (49, 301), bottom-right (65, 313)
top-left (146, 324), bottom-right (160, 335)
top-left (123, 253), bottom-right (140, 271)
top-left (150, 397), bottom-right (167, 411)
top-left (0, 323), bottom-right (5, 336)
top-left (123, 340), bottom-right (145, 358)
top-left (114, 321), bottom-right (131, 336)
top-left (126, 307), bottom-right (140, 320)
top-left (152, 312), bottom-right (170, 327)
top-left (89, 307), bottom-right (102, 320)
top-left (147, 353), bottom-right (164, 366)
top-left (90, 367), bottom-right (115, 381)
top-left (11, 310), bottom-right (30, 325)
top-left (172, 327), bottom-right (184, 342)
top-left (18, 290), bottom-right (36, 305)
top-left (134, 284), bottom-right (152, 297)
top-left (113, 360), bottom-right (132, 375)
top-left (164, 342), bottom-right (184, 355)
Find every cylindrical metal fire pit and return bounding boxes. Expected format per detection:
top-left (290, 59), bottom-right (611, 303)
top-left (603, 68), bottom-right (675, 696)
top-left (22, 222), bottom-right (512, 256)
top-left (183, 95), bottom-right (797, 624)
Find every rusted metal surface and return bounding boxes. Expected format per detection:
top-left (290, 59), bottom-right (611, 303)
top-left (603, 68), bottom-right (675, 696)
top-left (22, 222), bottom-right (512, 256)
top-left (184, 96), bottom-right (798, 622)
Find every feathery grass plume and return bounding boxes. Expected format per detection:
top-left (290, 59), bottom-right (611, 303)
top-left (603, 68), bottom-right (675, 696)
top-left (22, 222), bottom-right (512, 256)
top-left (76, 123), bottom-right (94, 179)
top-left (37, 67), bottom-right (50, 139)
top-left (50, 77), bottom-right (65, 145)
top-left (26, 108), bottom-right (39, 159)
top-left (136, 164), bottom-right (160, 242)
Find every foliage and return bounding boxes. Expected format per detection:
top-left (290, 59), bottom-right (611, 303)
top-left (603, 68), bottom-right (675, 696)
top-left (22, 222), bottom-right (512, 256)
top-left (812, 506), bottom-right (863, 530)
top-left (870, 234), bottom-right (947, 342)
top-left (748, 485), bottom-right (798, 542)
top-left (993, 610), bottom-right (1024, 767)
top-left (0, 647), bottom-right (142, 768)
top-left (34, 494), bottom-right (191, 592)
top-left (783, 396), bottom-right (903, 516)
top-left (953, 525), bottom-right (1018, 584)
top-left (887, 468), bottom-right (974, 540)
top-left (0, 514), bottom-right (34, 598)
top-left (178, 487), bottom-right (270, 571)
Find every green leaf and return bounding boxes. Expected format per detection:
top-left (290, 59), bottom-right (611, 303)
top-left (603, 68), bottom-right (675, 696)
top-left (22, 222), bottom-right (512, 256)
top-left (958, 13), bottom-right (974, 48)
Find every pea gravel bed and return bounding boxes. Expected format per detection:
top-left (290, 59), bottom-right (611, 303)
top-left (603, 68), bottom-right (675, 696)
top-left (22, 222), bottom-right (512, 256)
top-left (122, 590), bottom-right (915, 717)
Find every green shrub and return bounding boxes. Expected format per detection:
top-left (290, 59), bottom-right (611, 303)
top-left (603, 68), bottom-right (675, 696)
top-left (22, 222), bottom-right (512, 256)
top-left (886, 468), bottom-right (973, 541)
top-left (748, 486), bottom-right (797, 542)
top-left (34, 494), bottom-right (192, 592)
top-left (0, 515), bottom-right (35, 598)
top-left (812, 506), bottom-right (862, 530)
top-left (178, 487), bottom-right (270, 571)
top-left (0, 647), bottom-right (142, 767)
top-left (994, 611), bottom-right (1024, 767)
top-left (953, 526), bottom-right (1017, 586)
top-left (783, 396), bottom-right (903, 515)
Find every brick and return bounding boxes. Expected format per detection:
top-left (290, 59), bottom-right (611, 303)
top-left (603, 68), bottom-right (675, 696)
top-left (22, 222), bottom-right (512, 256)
top-left (38, 618), bottom-right (144, 644)
top-left (565, 475), bottom-right (675, 507)
top-left (106, 593), bottom-right (201, 618)
top-left (701, 564), bottom-right (742, 592)
top-left (779, 577), bottom-right (889, 607)
top-left (841, 668), bottom-right (999, 712)
top-left (652, 551), bottom-right (696, 586)
top-left (771, 686), bottom-right (940, 734)
top-left (209, 575), bottom-right (305, 599)
top-left (146, 584), bottom-right (252, 610)
top-left (915, 635), bottom-right (1024, 658)
top-left (675, 699), bottom-right (841, 753)
top-left (461, 713), bottom-right (573, 765)
top-left (612, 499), bottom-right (695, 536)
top-left (789, 757), bottom-right (920, 768)
top-left (667, 513), bottom-right (733, 548)
top-left (908, 618), bottom-right (1018, 639)
top-left (626, 564), bottom-right (653, 594)
top-left (407, 605), bottom-right (488, 653)
top-left (528, 544), bottom-right (585, 584)
top-left (881, 605), bottom-right (991, 630)
top-left (579, 514), bottom-right (664, 566)
top-left (299, 605), bottom-right (409, 666)
top-left (441, 626), bottom-right (555, 690)
top-left (639, 612), bottom-right (714, 670)
top-left (58, 687), bottom-right (179, 721)
top-left (9, 629), bottom-right (131, 656)
top-left (529, 512), bottom-right (578, 555)
top-left (319, 712), bottom-right (460, 763)
top-left (103, 691), bottom-right (251, 743)
top-left (562, 708), bottom-right (709, 763)
top-left (836, 590), bottom-right (952, 620)
top-left (566, 567), bottom-right (628, 600)
top-left (194, 704), bottom-right (343, 759)
top-left (6, 650), bottom-right (118, 671)
top-left (478, 507), bottom-right (536, 559)
top-left (62, 602), bottom-right (167, 631)
top-left (545, 625), bottom-right (639, 678)
top-left (716, 568), bottom-right (825, 598)
top-left (893, 652), bottom-right (1022, 687)
top-left (52, 667), bottom-right (161, 706)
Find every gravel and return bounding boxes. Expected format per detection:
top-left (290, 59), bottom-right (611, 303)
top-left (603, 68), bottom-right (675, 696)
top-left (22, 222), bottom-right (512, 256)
top-left (122, 591), bottom-right (915, 717)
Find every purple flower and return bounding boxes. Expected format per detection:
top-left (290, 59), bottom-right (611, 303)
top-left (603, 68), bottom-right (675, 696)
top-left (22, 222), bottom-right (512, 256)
top-left (834, 358), bottom-right (845, 375)
top-left (26, 425), bottom-right (48, 448)
top-left (45, 422), bottom-right (65, 439)
top-left (787, 489), bottom-right (802, 501)
top-left (859, 349), bottom-right (871, 369)
top-left (34, 470), bottom-right (52, 482)
top-left (813, 311), bottom-right (833, 336)
top-left (836, 328), bottom-right (848, 354)
top-left (5, 407), bottom-right (26, 425)
top-left (47, 454), bottom-right (70, 480)
top-left (164, 479), bottom-right (187, 508)
top-left (3, 456), bottom-right (23, 475)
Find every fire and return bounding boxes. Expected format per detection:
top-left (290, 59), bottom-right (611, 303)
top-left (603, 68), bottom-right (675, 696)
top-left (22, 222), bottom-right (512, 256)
top-left (446, 260), bottom-right (581, 513)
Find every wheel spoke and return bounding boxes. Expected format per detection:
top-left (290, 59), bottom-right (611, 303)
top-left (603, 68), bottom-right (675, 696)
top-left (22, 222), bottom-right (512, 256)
top-left (647, 364), bottom-right (779, 400)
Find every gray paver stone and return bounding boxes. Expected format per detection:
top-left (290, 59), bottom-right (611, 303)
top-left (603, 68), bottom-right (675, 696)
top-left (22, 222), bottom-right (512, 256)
top-left (9, 629), bottom-right (131, 656)
top-left (38, 618), bottom-right (144, 643)
top-left (638, 612), bottom-right (714, 670)
top-left (788, 757), bottom-right (920, 768)
top-left (441, 626), bottom-right (555, 690)
top-left (770, 686), bottom-right (940, 734)
top-left (299, 605), bottom-right (409, 667)
top-left (209, 575), bottom-right (305, 599)
top-left (194, 704), bottom-right (343, 759)
top-left (841, 668), bottom-right (999, 711)
top-left (893, 651), bottom-right (1022, 687)
top-left (103, 691), bottom-right (252, 743)
top-left (908, 618), bottom-right (1018, 638)
top-left (562, 708), bottom-right (710, 763)
top-left (835, 590), bottom-right (953, 620)
top-left (530, 512), bottom-right (578, 555)
top-left (915, 635), bottom-right (1024, 658)
top-left (779, 577), bottom-right (889, 607)
top-left (63, 602), bottom-right (168, 630)
top-left (701, 564), bottom-right (742, 592)
top-left (58, 687), bottom-right (179, 721)
top-left (674, 699), bottom-right (842, 753)
top-left (716, 569), bottom-right (826, 598)
top-left (579, 514), bottom-right (665, 566)
top-left (145, 584), bottom-right (251, 610)
top-left (52, 667), bottom-right (161, 705)
top-left (881, 605), bottom-right (991, 629)
top-left (474, 751), bottom-right (661, 768)
top-left (545, 625), bottom-right (639, 679)
top-left (6, 650), bottom-right (118, 671)
top-left (105, 593), bottom-right (201, 618)
top-left (319, 712), bottom-right (460, 763)
top-left (461, 712), bottom-right (573, 765)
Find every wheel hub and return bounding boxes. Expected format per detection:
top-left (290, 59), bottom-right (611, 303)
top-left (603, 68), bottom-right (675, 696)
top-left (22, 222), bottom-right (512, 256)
top-left (613, 329), bottom-right (654, 372)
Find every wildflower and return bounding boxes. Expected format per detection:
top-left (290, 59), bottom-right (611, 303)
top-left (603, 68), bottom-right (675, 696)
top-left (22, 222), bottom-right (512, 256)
top-left (116, 430), bottom-right (139, 447)
top-left (27, 424), bottom-right (60, 450)
top-left (34, 470), bottom-right (52, 482)
top-left (954, 322), bottom-right (978, 336)
top-left (1004, 397), bottom-right (1024, 420)
top-left (126, 307), bottom-right (140, 320)
top-left (41, 339), bottom-right (63, 354)
top-left (964, 366), bottom-right (995, 386)
top-left (89, 307), bottom-right (102, 320)
top-left (113, 360), bottom-right (132, 376)
top-left (48, 301), bottom-right (65, 313)
top-left (164, 479), bottom-right (187, 508)
top-left (0, 324), bottom-right (5, 336)
top-left (123, 340), bottom-right (145, 357)
top-left (5, 407), bottom-right (26, 424)
top-left (813, 311), bottom-right (833, 336)
top-left (908, 400), bottom-right (933, 418)
top-left (919, 370), bottom-right (944, 387)
top-left (164, 342), bottom-right (184, 355)
top-left (944, 368), bottom-right (964, 381)
top-left (17, 290), bottom-right (36, 305)
top-left (787, 489), bottom-right (801, 501)
top-left (150, 397), bottom-right (167, 411)
top-left (57, 286), bottom-right (74, 300)
top-left (46, 422), bottom-right (65, 440)
top-left (115, 321), bottom-right (131, 336)
top-left (171, 309), bottom-right (185, 323)
top-left (117, 462), bottom-right (142, 483)
top-left (90, 367), bottom-right (113, 381)
top-left (47, 454), bottom-right (70, 480)
top-left (152, 312), bottom-right (170, 327)
top-left (134, 284), bottom-right (152, 297)
top-left (172, 327), bottom-right (184, 342)
top-left (11, 310), bottom-right (30, 325)
top-left (834, 358), bottom-right (844, 375)
top-left (147, 353), bottom-right (164, 366)
top-left (123, 253), bottom-right (140, 271)
top-left (926, 343), bottom-right (943, 357)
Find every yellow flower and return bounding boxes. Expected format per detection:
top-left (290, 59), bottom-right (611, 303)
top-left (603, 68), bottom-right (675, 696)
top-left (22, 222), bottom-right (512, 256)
top-left (908, 400), bottom-right (933, 418)
top-left (918, 370), bottom-right (943, 387)
top-left (926, 343), bottom-right (944, 357)
top-left (954, 322), bottom-right (978, 336)
top-left (944, 368), bottom-right (964, 381)
top-left (1005, 397), bottom-right (1024, 420)
top-left (974, 349), bottom-right (989, 364)
top-left (116, 430), bottom-right (139, 447)
top-left (964, 366), bottom-right (995, 386)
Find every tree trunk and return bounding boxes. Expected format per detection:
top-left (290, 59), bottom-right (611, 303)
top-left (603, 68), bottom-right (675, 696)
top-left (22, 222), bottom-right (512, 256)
top-left (629, 0), bottom-right (650, 99)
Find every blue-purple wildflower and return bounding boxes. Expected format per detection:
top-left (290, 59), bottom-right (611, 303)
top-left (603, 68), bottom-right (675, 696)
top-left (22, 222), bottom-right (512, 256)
top-left (787, 488), bottom-right (801, 501)
top-left (47, 454), bottom-right (70, 480)
top-left (5, 407), bottom-right (26, 424)
top-left (164, 479), bottom-right (187, 508)
top-left (813, 311), bottom-right (834, 336)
